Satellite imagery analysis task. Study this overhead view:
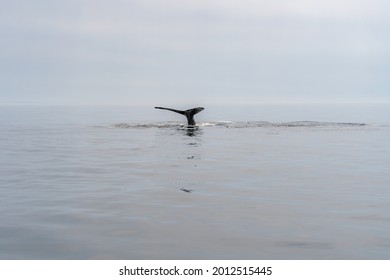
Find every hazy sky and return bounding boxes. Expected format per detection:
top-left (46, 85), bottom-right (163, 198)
top-left (1, 0), bottom-right (389, 105)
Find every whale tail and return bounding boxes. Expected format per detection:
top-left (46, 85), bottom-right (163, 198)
top-left (155, 107), bottom-right (204, 125)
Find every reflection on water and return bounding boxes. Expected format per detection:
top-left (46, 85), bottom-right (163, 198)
top-left (177, 127), bottom-right (203, 194)
top-left (181, 126), bottom-right (202, 137)
top-left (179, 127), bottom-right (203, 147)
top-left (151, 124), bottom-right (204, 197)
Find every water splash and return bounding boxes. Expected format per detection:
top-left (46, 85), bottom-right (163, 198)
top-left (112, 121), bottom-right (366, 129)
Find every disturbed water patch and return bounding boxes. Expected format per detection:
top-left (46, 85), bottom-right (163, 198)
top-left (112, 121), bottom-right (366, 129)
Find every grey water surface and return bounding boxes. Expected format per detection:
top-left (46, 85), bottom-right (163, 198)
top-left (1, 104), bottom-right (389, 259)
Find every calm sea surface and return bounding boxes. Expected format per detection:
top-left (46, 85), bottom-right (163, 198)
top-left (1, 104), bottom-right (390, 259)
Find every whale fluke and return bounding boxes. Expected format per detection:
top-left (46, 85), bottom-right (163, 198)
top-left (155, 107), bottom-right (204, 126)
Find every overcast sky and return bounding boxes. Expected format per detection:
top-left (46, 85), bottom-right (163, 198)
top-left (1, 0), bottom-right (389, 105)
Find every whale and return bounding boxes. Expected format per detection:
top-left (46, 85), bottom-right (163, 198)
top-left (155, 107), bottom-right (204, 126)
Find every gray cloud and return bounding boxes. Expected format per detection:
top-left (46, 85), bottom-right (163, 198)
top-left (1, 0), bottom-right (389, 105)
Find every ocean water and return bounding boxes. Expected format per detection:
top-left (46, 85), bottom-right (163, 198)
top-left (1, 104), bottom-right (390, 259)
